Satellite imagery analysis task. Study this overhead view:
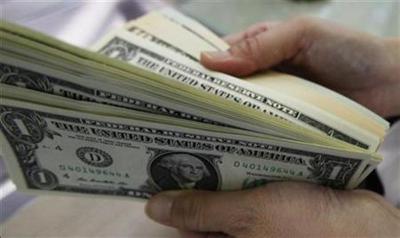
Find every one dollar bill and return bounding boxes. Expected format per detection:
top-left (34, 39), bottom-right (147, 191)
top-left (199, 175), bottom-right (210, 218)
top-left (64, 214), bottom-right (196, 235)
top-left (93, 30), bottom-right (379, 151)
top-left (0, 97), bottom-right (374, 201)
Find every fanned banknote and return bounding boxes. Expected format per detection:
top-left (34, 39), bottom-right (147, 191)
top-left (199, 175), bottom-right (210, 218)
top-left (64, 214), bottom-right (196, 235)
top-left (0, 91), bottom-right (375, 202)
top-left (0, 9), bottom-right (388, 200)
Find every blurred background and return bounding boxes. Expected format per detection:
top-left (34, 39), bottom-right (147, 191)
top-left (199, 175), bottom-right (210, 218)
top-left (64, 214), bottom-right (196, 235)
top-left (1, 0), bottom-right (399, 236)
top-left (2, 0), bottom-right (399, 48)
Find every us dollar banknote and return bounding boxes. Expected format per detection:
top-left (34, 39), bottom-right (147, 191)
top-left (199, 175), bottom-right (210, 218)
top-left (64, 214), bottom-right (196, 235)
top-left (93, 31), bottom-right (375, 150)
top-left (0, 30), bottom-right (302, 143)
top-left (121, 10), bottom-right (389, 151)
top-left (0, 98), bottom-right (372, 201)
top-left (0, 61), bottom-right (220, 126)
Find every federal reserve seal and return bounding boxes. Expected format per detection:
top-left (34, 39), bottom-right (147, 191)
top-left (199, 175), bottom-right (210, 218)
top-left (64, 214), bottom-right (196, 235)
top-left (76, 147), bottom-right (113, 168)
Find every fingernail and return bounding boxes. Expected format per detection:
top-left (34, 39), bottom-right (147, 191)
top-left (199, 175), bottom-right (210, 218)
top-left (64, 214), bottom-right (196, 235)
top-left (145, 191), bottom-right (182, 223)
top-left (202, 51), bottom-right (232, 60)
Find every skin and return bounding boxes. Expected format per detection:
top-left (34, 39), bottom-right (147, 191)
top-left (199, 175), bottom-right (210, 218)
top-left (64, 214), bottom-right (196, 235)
top-left (145, 17), bottom-right (400, 237)
top-left (146, 183), bottom-right (400, 238)
top-left (201, 17), bottom-right (400, 117)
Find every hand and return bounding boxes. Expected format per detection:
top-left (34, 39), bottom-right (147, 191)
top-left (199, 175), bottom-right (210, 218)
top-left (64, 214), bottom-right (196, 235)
top-left (145, 182), bottom-right (400, 237)
top-left (200, 17), bottom-right (400, 117)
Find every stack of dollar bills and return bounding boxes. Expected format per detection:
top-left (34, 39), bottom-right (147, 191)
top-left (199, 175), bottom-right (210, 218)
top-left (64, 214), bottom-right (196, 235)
top-left (0, 8), bottom-right (389, 200)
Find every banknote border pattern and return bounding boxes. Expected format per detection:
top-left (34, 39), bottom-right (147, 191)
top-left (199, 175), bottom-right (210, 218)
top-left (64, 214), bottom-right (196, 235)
top-left (0, 106), bottom-right (153, 199)
top-left (0, 62), bottom-right (224, 126)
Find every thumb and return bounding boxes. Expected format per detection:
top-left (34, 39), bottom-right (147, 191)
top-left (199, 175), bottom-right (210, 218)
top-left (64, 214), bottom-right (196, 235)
top-left (200, 18), bottom-right (308, 77)
top-left (145, 189), bottom-right (255, 234)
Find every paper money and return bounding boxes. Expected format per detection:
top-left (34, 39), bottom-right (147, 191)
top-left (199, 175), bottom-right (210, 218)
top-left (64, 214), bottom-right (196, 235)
top-left (0, 9), bottom-right (387, 198)
top-left (0, 62), bottom-right (219, 126)
top-left (128, 8), bottom-right (388, 134)
top-left (120, 10), bottom-right (388, 148)
top-left (93, 31), bottom-right (379, 151)
top-left (0, 97), bottom-right (374, 202)
top-left (1, 23), bottom-right (347, 149)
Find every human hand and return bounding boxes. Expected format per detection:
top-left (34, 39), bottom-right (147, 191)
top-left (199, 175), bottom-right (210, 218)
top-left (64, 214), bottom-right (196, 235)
top-left (200, 17), bottom-right (400, 117)
top-left (145, 182), bottom-right (400, 237)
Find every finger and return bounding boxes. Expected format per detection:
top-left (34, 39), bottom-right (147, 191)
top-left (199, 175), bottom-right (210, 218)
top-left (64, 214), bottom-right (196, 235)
top-left (223, 21), bottom-right (280, 45)
top-left (201, 18), bottom-right (309, 77)
top-left (145, 190), bottom-right (255, 234)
